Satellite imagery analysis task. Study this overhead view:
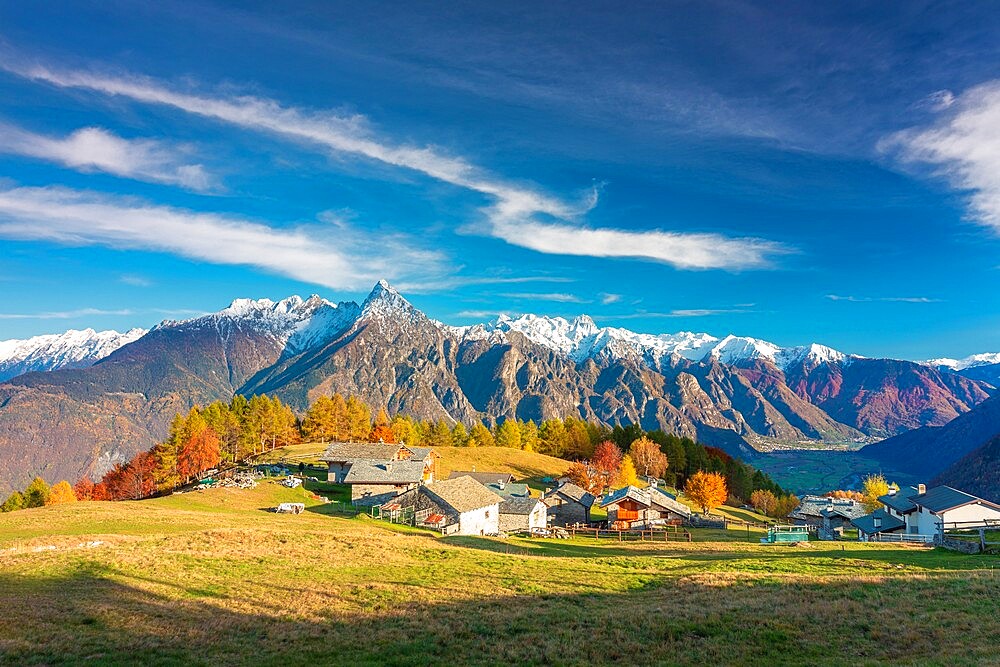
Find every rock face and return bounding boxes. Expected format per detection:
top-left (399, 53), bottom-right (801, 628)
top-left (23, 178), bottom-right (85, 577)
top-left (0, 282), bottom-right (992, 494)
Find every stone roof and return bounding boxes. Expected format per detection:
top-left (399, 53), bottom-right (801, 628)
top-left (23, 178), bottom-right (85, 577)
top-left (447, 470), bottom-right (515, 485)
top-left (406, 446), bottom-right (435, 462)
top-left (343, 459), bottom-right (425, 484)
top-left (599, 485), bottom-right (691, 518)
top-left (319, 442), bottom-right (404, 463)
top-left (500, 496), bottom-right (544, 516)
top-left (545, 482), bottom-right (595, 508)
top-left (789, 495), bottom-right (867, 521)
top-left (851, 508), bottom-right (905, 535)
top-left (423, 476), bottom-right (503, 514)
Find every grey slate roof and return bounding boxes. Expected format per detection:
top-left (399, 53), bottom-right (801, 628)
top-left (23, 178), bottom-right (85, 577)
top-left (500, 496), bottom-right (544, 516)
top-left (423, 476), bottom-right (503, 514)
top-left (406, 446), bottom-right (435, 462)
top-left (320, 442), bottom-right (404, 463)
top-left (599, 485), bottom-right (691, 518)
top-left (880, 487), bottom-right (920, 513)
top-left (789, 495), bottom-right (867, 521)
top-left (343, 459), bottom-right (425, 484)
top-left (851, 508), bottom-right (905, 535)
top-left (447, 471), bottom-right (516, 485)
top-left (546, 482), bottom-right (595, 508)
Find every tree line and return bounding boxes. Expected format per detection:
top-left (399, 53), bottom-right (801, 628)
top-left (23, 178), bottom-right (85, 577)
top-left (2, 391), bottom-right (795, 510)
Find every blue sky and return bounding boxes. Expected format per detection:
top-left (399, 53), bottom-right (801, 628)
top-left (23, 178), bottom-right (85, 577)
top-left (0, 1), bottom-right (998, 359)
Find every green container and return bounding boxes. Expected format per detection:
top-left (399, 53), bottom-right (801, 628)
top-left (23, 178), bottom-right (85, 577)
top-left (765, 526), bottom-right (809, 543)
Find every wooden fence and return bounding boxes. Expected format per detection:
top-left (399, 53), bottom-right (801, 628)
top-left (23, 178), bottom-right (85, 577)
top-left (564, 525), bottom-right (692, 542)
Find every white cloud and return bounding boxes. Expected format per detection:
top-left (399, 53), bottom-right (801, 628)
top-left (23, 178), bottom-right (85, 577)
top-left (600, 293), bottom-right (622, 305)
top-left (882, 81), bottom-right (1000, 232)
top-left (608, 308), bottom-right (750, 319)
top-left (11, 62), bottom-right (789, 271)
top-left (0, 185), bottom-right (443, 290)
top-left (500, 292), bottom-right (586, 303)
top-left (120, 274), bottom-right (152, 287)
top-left (825, 294), bottom-right (941, 303)
top-left (0, 123), bottom-right (215, 191)
top-left (0, 307), bottom-right (133, 320)
top-left (488, 219), bottom-right (788, 270)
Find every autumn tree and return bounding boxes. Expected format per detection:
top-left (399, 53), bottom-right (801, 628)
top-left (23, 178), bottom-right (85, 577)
top-left (303, 395), bottom-right (338, 442)
top-left (616, 455), bottom-right (640, 487)
top-left (684, 471), bottom-right (728, 515)
top-left (451, 422), bottom-right (469, 447)
top-left (749, 489), bottom-right (777, 516)
top-left (426, 420), bottom-right (454, 448)
top-left (73, 478), bottom-right (95, 501)
top-left (774, 494), bottom-right (801, 519)
top-left (566, 461), bottom-right (602, 495)
top-left (179, 424), bottom-right (221, 483)
top-left (591, 441), bottom-right (624, 491)
top-left (23, 477), bottom-right (51, 508)
top-left (46, 480), bottom-right (78, 505)
top-left (345, 395), bottom-right (372, 441)
top-left (1, 491), bottom-right (24, 512)
top-left (629, 436), bottom-right (668, 480)
top-left (390, 415), bottom-right (416, 446)
top-left (861, 473), bottom-right (890, 513)
top-left (519, 420), bottom-right (539, 453)
top-left (469, 422), bottom-right (495, 448)
top-left (370, 424), bottom-right (396, 443)
top-left (494, 420), bottom-right (521, 449)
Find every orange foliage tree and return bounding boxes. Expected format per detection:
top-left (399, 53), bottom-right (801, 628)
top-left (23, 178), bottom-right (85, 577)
top-left (179, 426), bottom-right (221, 483)
top-left (591, 441), bottom-right (624, 491)
top-left (684, 470), bottom-right (728, 515)
top-left (46, 480), bottom-right (78, 505)
top-left (565, 461), bottom-right (602, 495)
top-left (370, 424), bottom-right (396, 443)
top-left (73, 478), bottom-right (95, 501)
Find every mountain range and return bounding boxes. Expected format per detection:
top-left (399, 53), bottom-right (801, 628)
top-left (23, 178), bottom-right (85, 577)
top-left (0, 281), bottom-right (994, 494)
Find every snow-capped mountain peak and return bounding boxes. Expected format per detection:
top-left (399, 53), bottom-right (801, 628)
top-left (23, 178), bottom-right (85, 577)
top-left (0, 327), bottom-right (147, 382)
top-left (926, 353), bottom-right (1000, 371)
top-left (358, 280), bottom-right (423, 325)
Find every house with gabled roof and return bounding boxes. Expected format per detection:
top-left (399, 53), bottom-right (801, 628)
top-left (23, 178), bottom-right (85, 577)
top-left (852, 484), bottom-right (1000, 541)
top-left (395, 475), bottom-right (504, 536)
top-left (542, 482), bottom-right (596, 526)
top-left (499, 496), bottom-right (548, 533)
top-left (344, 459), bottom-right (427, 506)
top-left (319, 441), bottom-right (437, 485)
top-left (600, 485), bottom-right (691, 529)
top-left (789, 495), bottom-right (867, 535)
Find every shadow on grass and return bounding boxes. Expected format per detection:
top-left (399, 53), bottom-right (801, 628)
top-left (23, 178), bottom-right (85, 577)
top-left (1, 558), bottom-right (998, 666)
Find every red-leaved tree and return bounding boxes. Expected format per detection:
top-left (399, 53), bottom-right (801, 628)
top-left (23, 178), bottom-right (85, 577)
top-left (178, 426), bottom-right (221, 483)
top-left (591, 441), bottom-right (624, 492)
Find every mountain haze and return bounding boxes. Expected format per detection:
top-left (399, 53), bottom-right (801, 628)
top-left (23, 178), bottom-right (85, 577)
top-left (0, 282), bottom-right (991, 494)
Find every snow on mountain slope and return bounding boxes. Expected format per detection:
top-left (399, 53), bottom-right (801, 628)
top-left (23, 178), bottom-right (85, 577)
top-left (927, 353), bottom-right (1000, 371)
top-left (457, 313), bottom-right (850, 370)
top-left (0, 328), bottom-right (147, 381)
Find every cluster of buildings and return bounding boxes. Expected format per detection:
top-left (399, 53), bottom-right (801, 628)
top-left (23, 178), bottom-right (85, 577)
top-left (319, 441), bottom-right (689, 536)
top-left (850, 484), bottom-right (1000, 542)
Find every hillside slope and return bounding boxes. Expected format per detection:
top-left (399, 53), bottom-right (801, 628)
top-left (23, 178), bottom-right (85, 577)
top-left (933, 435), bottom-right (1000, 503)
top-left (862, 395), bottom-right (1000, 480)
top-left (0, 483), bottom-right (996, 666)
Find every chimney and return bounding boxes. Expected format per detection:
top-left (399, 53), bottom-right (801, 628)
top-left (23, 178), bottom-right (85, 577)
top-left (888, 486), bottom-right (897, 496)
top-left (385, 460), bottom-right (393, 472)
top-left (499, 481), bottom-right (506, 491)
top-left (918, 483), bottom-right (926, 495)
top-left (873, 516), bottom-right (882, 529)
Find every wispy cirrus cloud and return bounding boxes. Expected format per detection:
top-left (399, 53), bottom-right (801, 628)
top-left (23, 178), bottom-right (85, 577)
top-left (607, 308), bottom-right (752, 319)
top-left (881, 81), bottom-right (1000, 233)
top-left (0, 185), bottom-right (444, 290)
top-left (0, 307), bottom-right (133, 320)
top-left (0, 123), bottom-right (215, 191)
top-left (600, 293), bottom-right (622, 305)
top-left (500, 292), bottom-right (587, 303)
top-left (825, 294), bottom-right (942, 303)
top-left (120, 274), bottom-right (153, 287)
top-left (9, 60), bottom-right (789, 271)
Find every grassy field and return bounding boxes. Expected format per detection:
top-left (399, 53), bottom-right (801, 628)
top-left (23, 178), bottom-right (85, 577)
top-left (751, 449), bottom-right (918, 495)
top-left (1, 481), bottom-right (998, 666)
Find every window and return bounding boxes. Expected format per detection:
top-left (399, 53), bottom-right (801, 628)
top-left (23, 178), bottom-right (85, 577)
top-left (485, 510), bottom-right (490, 518)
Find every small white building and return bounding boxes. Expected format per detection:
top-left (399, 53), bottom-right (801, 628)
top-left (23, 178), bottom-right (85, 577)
top-left (399, 475), bottom-right (503, 536)
top-left (853, 484), bottom-right (1000, 541)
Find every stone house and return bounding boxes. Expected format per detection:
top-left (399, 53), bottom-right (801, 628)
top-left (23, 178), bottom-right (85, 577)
top-left (542, 482), bottom-right (596, 526)
top-left (789, 495), bottom-right (867, 535)
top-left (499, 496), bottom-right (548, 533)
top-left (447, 470), bottom-right (515, 486)
top-left (396, 475), bottom-right (503, 536)
top-left (319, 441), bottom-right (437, 484)
top-left (343, 459), bottom-right (427, 506)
